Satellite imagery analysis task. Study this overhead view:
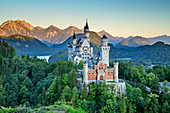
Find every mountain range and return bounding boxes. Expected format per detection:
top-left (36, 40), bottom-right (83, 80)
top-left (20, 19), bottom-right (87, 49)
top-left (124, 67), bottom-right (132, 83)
top-left (0, 31), bottom-right (101, 55)
top-left (1, 20), bottom-right (169, 48)
top-left (0, 34), bottom-right (56, 56)
top-left (49, 42), bottom-right (170, 67)
top-left (115, 36), bottom-right (154, 48)
top-left (0, 20), bottom-right (83, 44)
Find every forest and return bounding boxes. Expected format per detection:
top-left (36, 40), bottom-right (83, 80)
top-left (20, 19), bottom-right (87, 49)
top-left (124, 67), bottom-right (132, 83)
top-left (0, 40), bottom-right (170, 113)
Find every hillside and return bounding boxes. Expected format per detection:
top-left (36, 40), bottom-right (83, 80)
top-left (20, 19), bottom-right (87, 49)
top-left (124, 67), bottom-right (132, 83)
top-left (115, 36), bottom-right (154, 48)
top-left (111, 42), bottom-right (170, 66)
top-left (50, 42), bottom-right (170, 66)
top-left (148, 35), bottom-right (170, 44)
top-left (98, 30), bottom-right (123, 46)
top-left (51, 31), bottom-right (101, 51)
top-left (0, 34), bottom-right (56, 55)
top-left (0, 20), bottom-right (82, 44)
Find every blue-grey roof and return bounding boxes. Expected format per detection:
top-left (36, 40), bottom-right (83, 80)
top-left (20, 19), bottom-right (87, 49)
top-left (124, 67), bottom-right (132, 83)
top-left (102, 35), bottom-right (108, 39)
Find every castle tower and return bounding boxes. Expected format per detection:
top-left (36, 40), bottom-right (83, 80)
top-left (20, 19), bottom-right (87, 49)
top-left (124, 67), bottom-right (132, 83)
top-left (73, 32), bottom-right (77, 45)
top-left (83, 61), bottom-right (88, 83)
top-left (100, 35), bottom-right (110, 67)
top-left (72, 32), bottom-right (77, 53)
top-left (114, 61), bottom-right (119, 83)
top-left (84, 19), bottom-right (90, 38)
top-left (68, 42), bottom-right (73, 60)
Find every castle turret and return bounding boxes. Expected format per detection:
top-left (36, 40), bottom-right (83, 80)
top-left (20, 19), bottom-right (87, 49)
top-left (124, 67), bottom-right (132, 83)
top-left (84, 19), bottom-right (89, 38)
top-left (100, 35), bottom-right (110, 67)
top-left (68, 42), bottom-right (73, 60)
top-left (83, 61), bottom-right (88, 83)
top-left (73, 32), bottom-right (77, 45)
top-left (114, 61), bottom-right (119, 83)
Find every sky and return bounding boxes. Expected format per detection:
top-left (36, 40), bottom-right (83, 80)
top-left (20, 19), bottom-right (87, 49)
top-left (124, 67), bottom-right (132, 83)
top-left (0, 0), bottom-right (170, 37)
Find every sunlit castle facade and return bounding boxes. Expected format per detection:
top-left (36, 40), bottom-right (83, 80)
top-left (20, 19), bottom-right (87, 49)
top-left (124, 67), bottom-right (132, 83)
top-left (68, 20), bottom-right (126, 95)
top-left (68, 20), bottom-right (93, 64)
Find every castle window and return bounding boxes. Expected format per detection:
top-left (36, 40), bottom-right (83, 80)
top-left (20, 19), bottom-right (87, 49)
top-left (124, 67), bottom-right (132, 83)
top-left (111, 72), bottom-right (113, 73)
top-left (92, 77), bottom-right (93, 78)
top-left (108, 72), bottom-right (110, 74)
top-left (92, 73), bottom-right (94, 74)
top-left (89, 73), bottom-right (91, 74)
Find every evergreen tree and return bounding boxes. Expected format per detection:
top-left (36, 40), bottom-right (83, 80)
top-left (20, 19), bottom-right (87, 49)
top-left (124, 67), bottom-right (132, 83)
top-left (150, 77), bottom-right (160, 94)
top-left (20, 86), bottom-right (29, 103)
top-left (81, 82), bottom-right (87, 100)
top-left (121, 94), bottom-right (126, 113)
top-left (144, 93), bottom-right (159, 113)
top-left (71, 86), bottom-right (78, 106)
top-left (128, 102), bottom-right (134, 113)
top-left (88, 82), bottom-right (97, 101)
top-left (161, 101), bottom-right (170, 113)
top-left (78, 60), bottom-right (84, 69)
top-left (101, 99), bottom-right (115, 113)
top-left (69, 70), bottom-right (77, 89)
top-left (61, 85), bottom-right (72, 102)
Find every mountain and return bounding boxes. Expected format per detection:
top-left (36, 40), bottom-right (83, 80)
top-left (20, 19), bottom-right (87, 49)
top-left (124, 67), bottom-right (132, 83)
top-left (115, 36), bottom-right (154, 48)
top-left (0, 34), bottom-right (56, 56)
top-left (98, 30), bottom-right (123, 46)
top-left (51, 31), bottom-right (101, 51)
top-left (148, 35), bottom-right (170, 44)
top-left (49, 42), bottom-right (170, 67)
top-left (63, 26), bottom-right (83, 34)
top-left (0, 20), bottom-right (82, 44)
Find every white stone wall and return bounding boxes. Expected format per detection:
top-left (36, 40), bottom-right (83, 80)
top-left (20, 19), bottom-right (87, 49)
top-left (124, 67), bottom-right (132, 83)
top-left (74, 56), bottom-right (82, 65)
top-left (114, 62), bottom-right (119, 83)
top-left (83, 63), bottom-right (88, 83)
top-left (106, 82), bottom-right (126, 96)
top-left (100, 46), bottom-right (110, 67)
top-left (68, 47), bottom-right (73, 60)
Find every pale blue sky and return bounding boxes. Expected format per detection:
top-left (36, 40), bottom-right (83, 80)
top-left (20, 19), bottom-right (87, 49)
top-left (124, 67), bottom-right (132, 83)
top-left (0, 0), bottom-right (170, 37)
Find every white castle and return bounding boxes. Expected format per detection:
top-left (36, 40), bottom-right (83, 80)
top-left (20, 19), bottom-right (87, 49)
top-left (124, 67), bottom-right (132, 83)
top-left (68, 20), bottom-right (126, 95)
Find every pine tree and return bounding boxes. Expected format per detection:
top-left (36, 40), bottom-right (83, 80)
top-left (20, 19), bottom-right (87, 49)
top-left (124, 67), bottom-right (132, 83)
top-left (61, 85), bottom-right (72, 102)
top-left (128, 102), bottom-right (134, 113)
top-left (144, 93), bottom-right (159, 113)
top-left (121, 94), bottom-right (127, 113)
top-left (161, 101), bottom-right (170, 113)
top-left (81, 82), bottom-right (87, 100)
top-left (71, 86), bottom-right (78, 106)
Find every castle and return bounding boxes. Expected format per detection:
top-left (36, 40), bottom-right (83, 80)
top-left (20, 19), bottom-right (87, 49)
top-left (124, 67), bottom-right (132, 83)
top-left (68, 20), bottom-right (126, 95)
top-left (68, 20), bottom-right (120, 84)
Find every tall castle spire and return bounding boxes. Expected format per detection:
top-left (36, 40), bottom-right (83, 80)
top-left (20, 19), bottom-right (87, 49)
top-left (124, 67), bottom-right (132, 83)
top-left (73, 31), bottom-right (77, 40)
top-left (84, 19), bottom-right (89, 38)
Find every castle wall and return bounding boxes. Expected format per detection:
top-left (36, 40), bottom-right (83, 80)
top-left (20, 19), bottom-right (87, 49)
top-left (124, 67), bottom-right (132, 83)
top-left (88, 70), bottom-right (96, 80)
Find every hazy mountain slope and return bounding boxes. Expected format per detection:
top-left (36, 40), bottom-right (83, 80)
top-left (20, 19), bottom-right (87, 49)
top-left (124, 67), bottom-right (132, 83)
top-left (50, 42), bottom-right (170, 66)
top-left (115, 36), bottom-right (154, 48)
top-left (0, 34), bottom-right (56, 55)
top-left (111, 42), bottom-right (170, 66)
top-left (63, 26), bottom-right (83, 35)
top-left (148, 35), bottom-right (170, 44)
top-left (51, 31), bottom-right (101, 51)
top-left (98, 30), bottom-right (123, 46)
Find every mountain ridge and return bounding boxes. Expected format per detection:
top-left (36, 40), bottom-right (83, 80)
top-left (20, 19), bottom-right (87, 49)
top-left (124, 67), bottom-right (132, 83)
top-left (0, 19), bottom-right (170, 47)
